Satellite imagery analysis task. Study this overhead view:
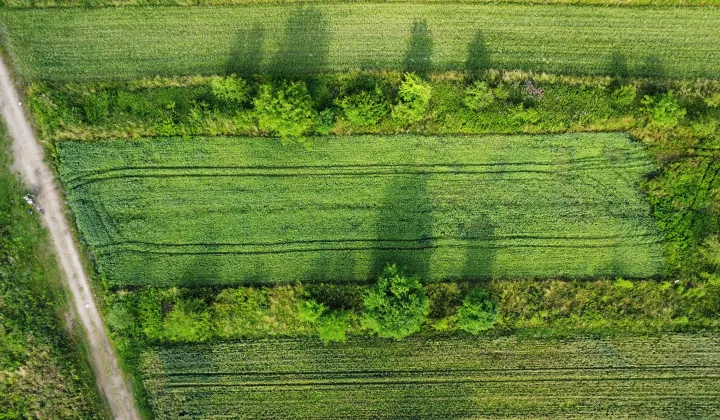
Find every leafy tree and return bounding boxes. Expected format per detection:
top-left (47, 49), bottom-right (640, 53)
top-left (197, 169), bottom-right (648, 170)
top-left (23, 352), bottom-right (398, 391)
top-left (210, 74), bottom-right (248, 105)
top-left (253, 81), bottom-right (316, 146)
top-left (362, 264), bottom-right (429, 339)
top-left (463, 81), bottom-right (495, 111)
top-left (316, 310), bottom-right (351, 343)
top-left (456, 288), bottom-right (498, 335)
top-left (392, 73), bottom-right (432, 125)
top-left (337, 87), bottom-right (389, 128)
top-left (163, 299), bottom-right (213, 342)
top-left (642, 91), bottom-right (686, 129)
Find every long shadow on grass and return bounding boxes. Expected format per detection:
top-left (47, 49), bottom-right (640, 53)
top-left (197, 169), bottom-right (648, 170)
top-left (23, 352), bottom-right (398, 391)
top-left (606, 50), bottom-right (629, 79)
top-left (637, 55), bottom-right (665, 78)
top-left (403, 20), bottom-right (434, 78)
top-left (306, 251), bottom-right (357, 284)
top-left (466, 30), bottom-right (492, 78)
top-left (270, 6), bottom-right (331, 76)
top-left (227, 25), bottom-right (266, 76)
top-left (371, 175), bottom-right (433, 279)
top-left (462, 212), bottom-right (496, 280)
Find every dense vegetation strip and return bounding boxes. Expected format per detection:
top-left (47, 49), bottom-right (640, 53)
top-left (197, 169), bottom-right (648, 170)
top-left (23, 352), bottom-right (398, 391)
top-left (56, 133), bottom-right (664, 286)
top-left (31, 72), bottom-right (720, 275)
top-left (3, 4), bottom-right (720, 82)
top-left (0, 125), bottom-right (103, 417)
top-left (140, 334), bottom-right (720, 419)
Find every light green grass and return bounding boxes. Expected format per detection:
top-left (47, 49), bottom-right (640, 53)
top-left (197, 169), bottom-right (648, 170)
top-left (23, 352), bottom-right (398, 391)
top-left (56, 133), bottom-right (664, 286)
top-left (140, 334), bottom-right (720, 418)
top-left (1, 4), bottom-right (720, 82)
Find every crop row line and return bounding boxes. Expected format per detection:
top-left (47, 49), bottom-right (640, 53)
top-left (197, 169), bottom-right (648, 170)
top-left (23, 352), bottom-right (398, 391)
top-left (61, 155), bottom-right (635, 184)
top-left (66, 163), bottom-right (650, 189)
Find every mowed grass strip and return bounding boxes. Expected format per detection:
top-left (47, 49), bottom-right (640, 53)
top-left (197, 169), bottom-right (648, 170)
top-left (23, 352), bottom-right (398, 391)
top-left (2, 4), bottom-right (720, 82)
top-left (140, 334), bottom-right (720, 419)
top-left (56, 133), bottom-right (664, 286)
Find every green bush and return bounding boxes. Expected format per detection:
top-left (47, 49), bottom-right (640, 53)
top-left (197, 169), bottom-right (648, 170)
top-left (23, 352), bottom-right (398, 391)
top-left (701, 235), bottom-right (720, 273)
top-left (463, 81), bottom-right (495, 111)
top-left (611, 84), bottom-right (637, 109)
top-left (298, 299), bottom-right (328, 324)
top-left (316, 310), bottom-right (350, 343)
top-left (337, 88), bottom-right (389, 128)
top-left (642, 91), bottom-right (686, 129)
top-left (163, 299), bottom-right (212, 342)
top-left (210, 74), bottom-right (248, 105)
top-left (392, 73), bottom-right (432, 125)
top-left (82, 91), bottom-right (109, 124)
top-left (456, 288), bottom-right (498, 335)
top-left (298, 299), bottom-right (350, 343)
top-left (362, 264), bottom-right (429, 340)
top-left (705, 93), bottom-right (720, 108)
top-left (106, 304), bottom-right (135, 333)
top-left (253, 81), bottom-right (316, 146)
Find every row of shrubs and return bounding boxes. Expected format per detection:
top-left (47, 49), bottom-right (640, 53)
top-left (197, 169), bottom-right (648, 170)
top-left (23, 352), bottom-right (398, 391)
top-left (299, 264), bottom-right (497, 342)
top-left (30, 71), bottom-right (719, 148)
top-left (105, 238), bottom-right (720, 345)
top-left (107, 264), bottom-right (499, 344)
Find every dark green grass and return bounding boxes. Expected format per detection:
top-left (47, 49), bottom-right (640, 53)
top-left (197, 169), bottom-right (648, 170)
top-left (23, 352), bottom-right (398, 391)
top-left (140, 334), bottom-right (720, 419)
top-left (2, 4), bottom-right (720, 82)
top-left (56, 133), bottom-right (664, 286)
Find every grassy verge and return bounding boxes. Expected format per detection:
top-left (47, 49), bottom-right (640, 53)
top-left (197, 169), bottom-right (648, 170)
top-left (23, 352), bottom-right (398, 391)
top-left (0, 123), bottom-right (104, 417)
top-left (2, 4), bottom-right (720, 81)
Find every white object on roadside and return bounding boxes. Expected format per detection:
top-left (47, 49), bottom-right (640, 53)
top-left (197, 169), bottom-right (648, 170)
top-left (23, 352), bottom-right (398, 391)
top-left (17, 101), bottom-right (21, 106)
top-left (85, 303), bottom-right (90, 309)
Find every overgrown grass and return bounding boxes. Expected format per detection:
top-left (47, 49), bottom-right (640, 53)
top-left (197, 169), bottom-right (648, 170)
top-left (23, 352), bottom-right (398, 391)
top-left (139, 334), bottom-right (720, 418)
top-left (2, 4), bottom-right (720, 81)
top-left (0, 124), bottom-right (104, 417)
top-left (56, 133), bottom-right (664, 286)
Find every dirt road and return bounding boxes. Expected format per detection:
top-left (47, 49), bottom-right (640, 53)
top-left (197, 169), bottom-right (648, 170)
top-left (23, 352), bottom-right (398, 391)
top-left (0, 55), bottom-right (141, 419)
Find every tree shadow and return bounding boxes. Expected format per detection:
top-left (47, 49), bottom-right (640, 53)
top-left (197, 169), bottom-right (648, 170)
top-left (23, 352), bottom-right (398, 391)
top-left (270, 6), bottom-right (331, 77)
top-left (461, 212), bottom-right (496, 280)
top-left (305, 251), bottom-right (357, 284)
top-left (227, 25), bottom-right (266, 76)
top-left (466, 30), bottom-right (492, 78)
top-left (372, 175), bottom-right (434, 280)
top-left (606, 50), bottom-right (628, 79)
top-left (638, 55), bottom-right (665, 78)
top-left (403, 20), bottom-right (434, 78)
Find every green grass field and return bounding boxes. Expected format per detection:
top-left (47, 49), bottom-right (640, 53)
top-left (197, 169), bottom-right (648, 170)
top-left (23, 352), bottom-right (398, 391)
top-left (2, 4), bottom-right (720, 82)
top-left (140, 334), bottom-right (720, 418)
top-left (56, 133), bottom-right (664, 286)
